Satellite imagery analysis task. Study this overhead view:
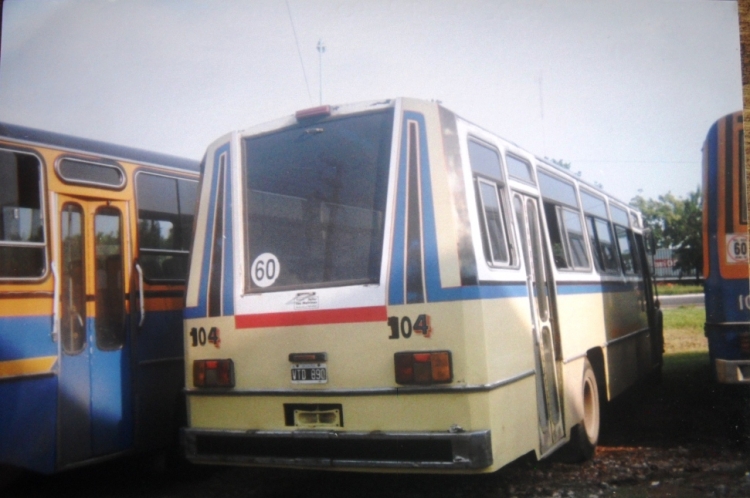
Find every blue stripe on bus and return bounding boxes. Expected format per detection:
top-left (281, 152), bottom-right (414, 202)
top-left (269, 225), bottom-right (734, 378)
top-left (183, 306), bottom-right (203, 319)
top-left (431, 282), bottom-right (528, 301)
top-left (0, 375), bottom-right (58, 473)
top-left (222, 146), bottom-right (235, 317)
top-left (0, 121), bottom-right (199, 172)
top-left (0, 316), bottom-right (55, 362)
top-left (555, 280), bottom-right (643, 295)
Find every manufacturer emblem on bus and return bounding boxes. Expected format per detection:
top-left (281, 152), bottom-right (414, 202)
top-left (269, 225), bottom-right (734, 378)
top-left (287, 292), bottom-right (319, 311)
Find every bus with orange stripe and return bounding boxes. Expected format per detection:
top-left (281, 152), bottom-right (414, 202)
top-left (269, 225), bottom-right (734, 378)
top-left (703, 111), bottom-right (750, 383)
top-left (0, 123), bottom-right (199, 473)
top-left (181, 98), bottom-right (662, 472)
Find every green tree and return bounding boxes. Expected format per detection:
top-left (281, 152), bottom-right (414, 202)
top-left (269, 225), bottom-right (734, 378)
top-left (630, 187), bottom-right (702, 278)
top-left (548, 158), bottom-right (571, 170)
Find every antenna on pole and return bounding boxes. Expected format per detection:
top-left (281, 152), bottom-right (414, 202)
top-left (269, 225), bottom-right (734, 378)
top-left (317, 39), bottom-right (326, 105)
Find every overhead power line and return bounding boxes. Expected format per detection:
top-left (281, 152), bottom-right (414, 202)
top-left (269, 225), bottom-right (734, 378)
top-left (285, 0), bottom-right (312, 104)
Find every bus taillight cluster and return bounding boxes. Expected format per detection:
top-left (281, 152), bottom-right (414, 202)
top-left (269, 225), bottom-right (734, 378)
top-left (394, 351), bottom-right (452, 385)
top-left (193, 359), bottom-right (235, 388)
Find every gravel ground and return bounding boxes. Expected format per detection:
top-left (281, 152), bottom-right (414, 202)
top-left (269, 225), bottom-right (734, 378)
top-left (5, 352), bottom-right (750, 498)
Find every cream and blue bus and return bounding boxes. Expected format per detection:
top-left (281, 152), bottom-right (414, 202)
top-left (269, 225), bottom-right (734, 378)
top-left (181, 98), bottom-right (662, 472)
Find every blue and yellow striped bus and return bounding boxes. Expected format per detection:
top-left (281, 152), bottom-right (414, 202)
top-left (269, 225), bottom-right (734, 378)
top-left (0, 123), bottom-right (199, 473)
top-left (181, 98), bottom-right (662, 472)
top-left (703, 111), bottom-right (750, 383)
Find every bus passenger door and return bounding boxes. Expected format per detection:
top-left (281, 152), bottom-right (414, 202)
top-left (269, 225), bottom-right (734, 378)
top-left (512, 193), bottom-right (565, 453)
top-left (57, 195), bottom-right (132, 467)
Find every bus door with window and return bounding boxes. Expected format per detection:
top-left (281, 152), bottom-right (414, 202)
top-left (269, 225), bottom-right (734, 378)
top-left (57, 194), bottom-right (132, 465)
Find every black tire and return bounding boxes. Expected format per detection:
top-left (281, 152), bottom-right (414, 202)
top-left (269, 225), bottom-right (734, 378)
top-left (555, 358), bottom-right (600, 462)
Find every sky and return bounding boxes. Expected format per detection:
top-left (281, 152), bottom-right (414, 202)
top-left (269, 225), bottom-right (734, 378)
top-left (0, 0), bottom-right (742, 205)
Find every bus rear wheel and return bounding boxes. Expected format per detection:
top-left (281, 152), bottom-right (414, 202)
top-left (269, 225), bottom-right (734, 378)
top-left (556, 359), bottom-right (600, 462)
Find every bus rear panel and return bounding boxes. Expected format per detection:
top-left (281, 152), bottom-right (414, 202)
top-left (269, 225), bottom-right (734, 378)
top-left (703, 111), bottom-right (750, 383)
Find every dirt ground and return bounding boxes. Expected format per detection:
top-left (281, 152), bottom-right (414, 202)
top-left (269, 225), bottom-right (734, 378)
top-left (4, 350), bottom-right (750, 498)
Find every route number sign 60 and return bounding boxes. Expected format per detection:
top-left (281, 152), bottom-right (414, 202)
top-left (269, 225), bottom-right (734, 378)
top-left (251, 253), bottom-right (280, 287)
top-left (726, 234), bottom-right (748, 264)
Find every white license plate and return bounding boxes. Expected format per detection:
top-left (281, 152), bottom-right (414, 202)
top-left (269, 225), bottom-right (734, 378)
top-left (291, 363), bottom-right (328, 384)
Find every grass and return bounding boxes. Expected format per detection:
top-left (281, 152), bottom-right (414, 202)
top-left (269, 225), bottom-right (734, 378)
top-left (662, 305), bottom-right (706, 355)
top-left (656, 282), bottom-right (704, 296)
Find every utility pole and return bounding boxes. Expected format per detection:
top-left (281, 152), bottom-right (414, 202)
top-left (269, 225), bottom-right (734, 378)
top-left (317, 39), bottom-right (325, 105)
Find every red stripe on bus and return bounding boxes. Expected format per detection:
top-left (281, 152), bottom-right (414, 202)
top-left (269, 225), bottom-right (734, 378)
top-left (234, 306), bottom-right (387, 329)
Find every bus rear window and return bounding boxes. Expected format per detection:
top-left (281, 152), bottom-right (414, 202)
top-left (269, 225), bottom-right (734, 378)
top-left (243, 109), bottom-right (393, 292)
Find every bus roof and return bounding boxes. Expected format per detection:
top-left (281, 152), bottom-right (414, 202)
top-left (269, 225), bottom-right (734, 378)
top-left (0, 121), bottom-right (200, 172)
top-left (232, 97), bottom-right (637, 212)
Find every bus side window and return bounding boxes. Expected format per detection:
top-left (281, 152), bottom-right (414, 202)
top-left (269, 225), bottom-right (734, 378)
top-left (585, 216), bottom-right (604, 272)
top-left (614, 225), bottom-right (640, 275)
top-left (537, 170), bottom-right (590, 271)
top-left (581, 190), bottom-right (620, 275)
top-left (561, 207), bottom-right (590, 269)
top-left (136, 173), bottom-right (198, 281)
top-left (542, 202), bottom-right (568, 268)
top-left (476, 179), bottom-right (511, 265)
top-left (586, 216), bottom-right (620, 274)
top-left (468, 139), bottom-right (513, 267)
top-left (0, 149), bottom-right (46, 279)
top-left (506, 154), bottom-right (534, 184)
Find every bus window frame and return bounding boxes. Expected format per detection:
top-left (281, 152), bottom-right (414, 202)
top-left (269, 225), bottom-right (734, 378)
top-left (93, 205), bottom-right (126, 351)
top-left (505, 152), bottom-right (535, 185)
top-left (134, 169), bottom-right (199, 284)
top-left (466, 136), bottom-right (518, 270)
top-left (609, 202), bottom-right (641, 276)
top-left (580, 188), bottom-right (622, 276)
top-left (536, 167), bottom-right (592, 273)
top-left (55, 156), bottom-right (127, 191)
top-left (613, 223), bottom-right (641, 276)
top-left (0, 146), bottom-right (49, 282)
top-left (557, 204), bottom-right (592, 272)
top-left (475, 177), bottom-right (513, 267)
top-left (60, 201), bottom-right (86, 355)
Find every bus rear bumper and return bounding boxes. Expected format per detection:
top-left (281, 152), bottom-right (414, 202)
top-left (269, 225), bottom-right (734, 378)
top-left (715, 359), bottom-right (750, 383)
top-left (181, 428), bottom-right (493, 470)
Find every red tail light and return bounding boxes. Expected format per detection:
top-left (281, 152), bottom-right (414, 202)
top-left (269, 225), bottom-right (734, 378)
top-left (740, 333), bottom-right (750, 355)
top-left (395, 351), bottom-right (452, 385)
top-left (193, 359), bottom-right (235, 388)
